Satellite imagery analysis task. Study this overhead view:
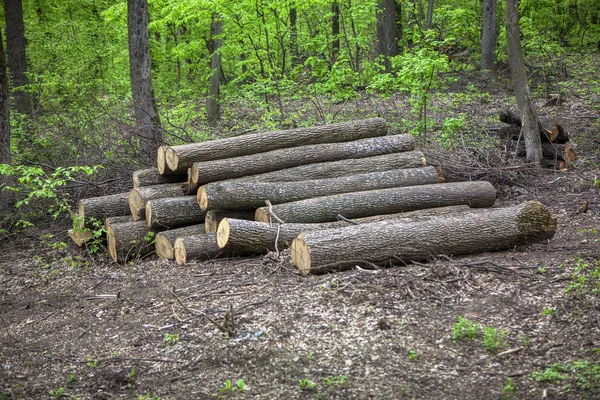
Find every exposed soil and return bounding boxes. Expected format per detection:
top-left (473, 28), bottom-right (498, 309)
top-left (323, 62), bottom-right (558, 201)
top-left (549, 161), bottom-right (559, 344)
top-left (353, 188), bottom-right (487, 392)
top-left (1, 62), bottom-right (600, 399)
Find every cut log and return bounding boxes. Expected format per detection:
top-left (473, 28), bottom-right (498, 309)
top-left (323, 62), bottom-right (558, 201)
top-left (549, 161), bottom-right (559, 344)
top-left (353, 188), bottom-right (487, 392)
top-left (164, 118), bottom-right (389, 174)
top-left (218, 206), bottom-right (472, 253)
top-left (514, 141), bottom-right (577, 167)
top-left (499, 110), bottom-right (569, 143)
top-left (68, 228), bottom-right (92, 247)
top-left (205, 210), bottom-right (256, 233)
top-left (77, 193), bottom-right (131, 228)
top-left (199, 167), bottom-right (440, 211)
top-left (128, 183), bottom-right (187, 221)
top-left (191, 134), bottom-right (415, 185)
top-left (133, 168), bottom-right (186, 188)
top-left (255, 181), bottom-right (496, 223)
top-left (186, 168), bottom-right (199, 195)
top-left (155, 224), bottom-right (206, 259)
top-left (145, 196), bottom-right (207, 229)
top-left (173, 233), bottom-right (236, 265)
top-left (157, 145), bottom-right (169, 175)
top-left (106, 220), bottom-right (162, 264)
top-left (290, 200), bottom-right (557, 274)
top-left (226, 151), bottom-right (427, 183)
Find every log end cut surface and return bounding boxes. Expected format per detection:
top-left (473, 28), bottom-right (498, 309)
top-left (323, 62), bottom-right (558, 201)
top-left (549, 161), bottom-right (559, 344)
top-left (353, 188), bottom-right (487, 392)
top-left (255, 208), bottom-right (269, 223)
top-left (197, 187), bottom-right (208, 211)
top-left (155, 233), bottom-right (174, 259)
top-left (128, 190), bottom-right (145, 221)
top-left (165, 147), bottom-right (179, 173)
top-left (216, 218), bottom-right (230, 248)
top-left (173, 237), bottom-right (187, 265)
top-left (291, 234), bottom-right (311, 275)
top-left (157, 146), bottom-right (167, 175)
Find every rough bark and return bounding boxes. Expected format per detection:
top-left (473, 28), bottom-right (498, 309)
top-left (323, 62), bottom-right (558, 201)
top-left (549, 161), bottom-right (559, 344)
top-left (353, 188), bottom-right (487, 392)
top-left (4, 0), bottom-right (31, 114)
top-left (145, 196), bottom-right (206, 229)
top-left (199, 167), bottom-right (440, 211)
top-left (133, 168), bottom-right (186, 188)
top-left (376, 0), bottom-right (400, 72)
top-left (68, 229), bottom-right (93, 247)
top-left (0, 29), bottom-right (13, 210)
top-left (426, 0), bottom-right (435, 29)
top-left (106, 220), bottom-right (161, 264)
top-left (173, 233), bottom-right (234, 265)
top-left (128, 183), bottom-right (187, 221)
top-left (218, 206), bottom-right (472, 253)
top-left (291, 200), bottom-right (556, 274)
top-left (77, 193), bottom-right (131, 228)
top-left (207, 13), bottom-right (222, 127)
top-left (205, 210), bottom-right (256, 233)
top-left (191, 134), bottom-right (415, 185)
top-left (499, 110), bottom-right (570, 144)
top-left (255, 181), bottom-right (496, 223)
top-left (290, 7), bottom-right (299, 66)
top-left (155, 224), bottom-right (206, 259)
top-left (331, 1), bottom-right (340, 64)
top-left (505, 0), bottom-right (543, 166)
top-left (165, 118), bottom-right (388, 174)
top-left (481, 0), bottom-right (497, 71)
top-left (128, 0), bottom-right (163, 165)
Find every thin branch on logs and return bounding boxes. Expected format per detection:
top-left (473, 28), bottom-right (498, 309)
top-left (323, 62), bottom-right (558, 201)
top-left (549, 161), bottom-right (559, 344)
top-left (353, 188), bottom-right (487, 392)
top-left (265, 200), bottom-right (284, 224)
top-left (336, 214), bottom-right (360, 225)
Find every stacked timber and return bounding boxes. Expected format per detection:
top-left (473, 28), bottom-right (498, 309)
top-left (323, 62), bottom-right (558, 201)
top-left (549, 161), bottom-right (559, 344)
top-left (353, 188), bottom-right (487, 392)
top-left (70, 117), bottom-right (557, 270)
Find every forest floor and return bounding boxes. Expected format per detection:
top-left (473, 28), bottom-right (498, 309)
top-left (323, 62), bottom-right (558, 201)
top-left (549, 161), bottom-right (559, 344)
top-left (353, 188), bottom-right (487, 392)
top-left (1, 56), bottom-right (600, 400)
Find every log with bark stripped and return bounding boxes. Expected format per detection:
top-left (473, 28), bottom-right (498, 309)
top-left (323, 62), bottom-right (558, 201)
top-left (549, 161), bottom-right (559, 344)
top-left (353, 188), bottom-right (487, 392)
top-left (164, 118), bottom-right (389, 174)
top-left (191, 134), bottom-right (415, 185)
top-left (77, 192), bottom-right (131, 228)
top-left (133, 167), bottom-right (187, 188)
top-left (291, 200), bottom-right (557, 274)
top-left (106, 220), bottom-right (162, 264)
top-left (155, 224), bottom-right (206, 259)
top-left (173, 233), bottom-right (237, 265)
top-left (145, 196), bottom-right (207, 229)
top-left (199, 166), bottom-right (440, 211)
top-left (205, 210), bottom-right (256, 233)
top-left (255, 181), bottom-right (496, 223)
top-left (128, 183), bottom-right (187, 221)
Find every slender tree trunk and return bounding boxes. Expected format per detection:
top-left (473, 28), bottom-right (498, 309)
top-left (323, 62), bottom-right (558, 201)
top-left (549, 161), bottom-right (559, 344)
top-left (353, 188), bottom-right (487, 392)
top-left (290, 6), bottom-right (299, 67)
top-left (0, 30), bottom-right (14, 209)
top-left (207, 12), bottom-right (223, 127)
top-left (481, 0), bottom-right (497, 71)
top-left (426, 0), bottom-right (435, 29)
top-left (128, 0), bottom-right (163, 165)
top-left (505, 0), bottom-right (543, 166)
top-left (4, 0), bottom-right (31, 114)
top-left (331, 1), bottom-right (340, 64)
top-left (376, 0), bottom-right (400, 72)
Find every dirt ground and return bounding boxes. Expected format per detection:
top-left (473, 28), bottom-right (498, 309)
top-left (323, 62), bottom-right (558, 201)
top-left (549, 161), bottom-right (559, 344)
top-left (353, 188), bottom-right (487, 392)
top-left (1, 64), bottom-right (600, 399)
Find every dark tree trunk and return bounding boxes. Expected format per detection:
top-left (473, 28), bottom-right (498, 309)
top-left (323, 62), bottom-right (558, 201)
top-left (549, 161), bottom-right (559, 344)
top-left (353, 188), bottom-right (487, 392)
top-left (481, 0), bottom-right (497, 71)
top-left (0, 30), bottom-right (14, 209)
top-left (207, 12), bottom-right (223, 127)
top-left (505, 0), bottom-right (543, 166)
top-left (376, 0), bottom-right (400, 72)
top-left (331, 1), bottom-right (340, 64)
top-left (426, 0), bottom-right (435, 29)
top-left (128, 0), bottom-right (163, 165)
top-left (4, 0), bottom-right (31, 114)
top-left (290, 7), bottom-right (299, 67)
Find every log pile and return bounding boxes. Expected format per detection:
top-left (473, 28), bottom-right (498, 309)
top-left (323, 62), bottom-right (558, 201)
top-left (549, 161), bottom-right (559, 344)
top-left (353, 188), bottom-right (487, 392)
top-left (71, 118), bottom-right (557, 271)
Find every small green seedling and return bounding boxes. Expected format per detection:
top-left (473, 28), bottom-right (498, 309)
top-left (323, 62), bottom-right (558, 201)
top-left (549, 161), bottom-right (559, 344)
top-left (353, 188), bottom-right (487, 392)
top-left (86, 357), bottom-right (99, 367)
top-left (452, 317), bottom-right (481, 341)
top-left (298, 379), bottom-right (316, 390)
top-left (163, 333), bottom-right (179, 346)
top-left (407, 350), bottom-right (418, 360)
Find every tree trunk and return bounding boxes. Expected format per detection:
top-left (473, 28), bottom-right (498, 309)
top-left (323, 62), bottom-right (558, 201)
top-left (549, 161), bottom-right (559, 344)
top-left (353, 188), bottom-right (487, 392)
top-left (331, 1), bottom-right (340, 64)
top-left (77, 193), bottom-right (131, 228)
top-left (481, 0), bottom-right (497, 71)
top-left (290, 7), bottom-right (299, 66)
top-left (205, 210), bottom-right (256, 233)
top-left (145, 196), bottom-right (206, 229)
top-left (207, 13), bottom-right (222, 127)
top-left (173, 233), bottom-right (235, 265)
top-left (68, 229), bottom-right (93, 247)
top-left (106, 220), bottom-right (161, 264)
top-left (291, 200), bottom-right (556, 274)
top-left (133, 168), bottom-right (186, 188)
top-left (218, 206), bottom-right (472, 253)
top-left (0, 29), bottom-right (14, 210)
top-left (426, 0), bottom-right (435, 29)
top-left (499, 110), bottom-right (570, 143)
top-left (155, 223), bottom-right (206, 259)
top-left (191, 134), bottom-right (415, 185)
top-left (255, 181), bottom-right (496, 223)
top-left (199, 167), bottom-right (440, 211)
top-left (128, 0), bottom-right (163, 165)
top-left (128, 183), bottom-right (187, 221)
top-left (4, 0), bottom-right (31, 114)
top-left (505, 0), bottom-right (543, 166)
top-left (164, 118), bottom-right (388, 174)
top-left (376, 0), bottom-right (400, 72)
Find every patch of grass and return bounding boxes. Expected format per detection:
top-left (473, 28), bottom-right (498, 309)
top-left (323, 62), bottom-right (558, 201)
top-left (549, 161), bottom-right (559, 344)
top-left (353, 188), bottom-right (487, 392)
top-left (502, 377), bottom-right (517, 399)
top-left (298, 379), bottom-right (316, 391)
top-left (541, 307), bottom-right (555, 316)
top-left (322, 375), bottom-right (348, 387)
top-left (67, 373), bottom-right (77, 383)
top-left (565, 257), bottom-right (600, 299)
top-left (483, 326), bottom-right (507, 353)
top-left (531, 360), bottom-right (600, 391)
top-left (49, 387), bottom-right (66, 399)
top-left (407, 349), bottom-right (418, 360)
top-left (163, 333), bottom-right (179, 346)
top-left (451, 316), bottom-right (481, 341)
top-left (86, 357), bottom-right (99, 368)
top-left (137, 394), bottom-right (162, 400)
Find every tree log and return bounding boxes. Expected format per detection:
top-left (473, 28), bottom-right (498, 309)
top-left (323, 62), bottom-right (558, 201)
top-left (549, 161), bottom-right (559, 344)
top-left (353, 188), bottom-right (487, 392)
top-left (133, 167), bottom-right (186, 188)
top-left (157, 145), bottom-right (169, 175)
top-left (199, 167), bottom-right (440, 211)
top-left (164, 118), bottom-right (389, 174)
top-left (106, 220), bottom-right (162, 264)
top-left (205, 210), bottom-right (256, 233)
top-left (291, 200), bottom-right (557, 274)
top-left (68, 228), bottom-right (92, 247)
top-left (191, 134), bottom-right (415, 185)
top-left (255, 181), bottom-right (496, 223)
top-left (173, 233), bottom-right (236, 265)
top-left (499, 110), bottom-right (569, 143)
top-left (145, 196), bottom-right (207, 229)
top-left (77, 193), bottom-right (131, 228)
top-left (155, 224), bottom-right (206, 259)
top-left (218, 206), bottom-right (472, 253)
top-left (128, 183), bottom-right (187, 221)
top-left (226, 151), bottom-right (427, 183)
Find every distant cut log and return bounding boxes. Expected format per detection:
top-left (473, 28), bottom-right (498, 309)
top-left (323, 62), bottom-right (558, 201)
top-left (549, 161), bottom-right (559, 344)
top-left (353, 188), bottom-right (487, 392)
top-left (77, 193), bottom-right (130, 228)
top-left (155, 224), bottom-right (206, 259)
top-left (218, 206), bottom-right (472, 253)
top-left (128, 183), bottom-right (187, 221)
top-left (191, 134), bottom-right (415, 185)
top-left (199, 167), bottom-right (440, 211)
top-left (499, 110), bottom-right (569, 143)
top-left (164, 118), bottom-right (389, 174)
top-left (145, 196), bottom-right (207, 229)
top-left (514, 141), bottom-right (577, 168)
top-left (205, 210), bottom-right (256, 233)
top-left (255, 181), bottom-right (496, 223)
top-left (106, 220), bottom-right (161, 264)
top-left (291, 200), bottom-right (557, 274)
top-left (133, 168), bottom-right (186, 188)
top-left (173, 233), bottom-right (236, 265)
top-left (227, 151), bottom-right (427, 183)
top-left (68, 228), bottom-right (92, 247)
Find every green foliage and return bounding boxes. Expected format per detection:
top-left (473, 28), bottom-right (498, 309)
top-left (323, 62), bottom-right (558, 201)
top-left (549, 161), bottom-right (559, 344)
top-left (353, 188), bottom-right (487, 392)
top-left (407, 349), bottom-right (418, 360)
top-left (298, 379), bottom-right (317, 391)
top-left (137, 394), bottom-right (162, 400)
top-left (219, 379), bottom-right (246, 393)
top-left (49, 386), bottom-right (66, 399)
top-left (322, 375), bottom-right (348, 387)
top-left (452, 317), bottom-right (481, 341)
top-left (565, 257), bottom-right (600, 299)
top-left (530, 361), bottom-right (600, 391)
top-left (86, 357), bottom-right (99, 368)
top-left (502, 377), bottom-right (517, 399)
top-left (482, 326), bottom-right (507, 353)
top-left (67, 373), bottom-right (77, 383)
top-left (163, 333), bottom-right (179, 346)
